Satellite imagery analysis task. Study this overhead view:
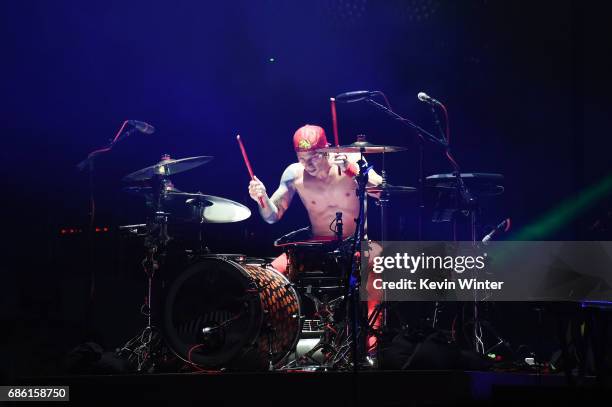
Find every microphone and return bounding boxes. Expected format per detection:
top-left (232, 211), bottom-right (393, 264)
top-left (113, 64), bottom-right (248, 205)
top-left (128, 120), bottom-right (156, 134)
top-left (417, 92), bottom-right (441, 106)
top-left (482, 218), bottom-right (511, 244)
top-left (334, 90), bottom-right (375, 103)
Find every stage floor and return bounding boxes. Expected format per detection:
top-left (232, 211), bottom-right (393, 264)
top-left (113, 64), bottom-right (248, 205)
top-left (14, 370), bottom-right (611, 406)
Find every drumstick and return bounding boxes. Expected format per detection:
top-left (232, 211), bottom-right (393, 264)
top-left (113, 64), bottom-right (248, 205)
top-left (236, 134), bottom-right (266, 208)
top-left (330, 97), bottom-right (342, 175)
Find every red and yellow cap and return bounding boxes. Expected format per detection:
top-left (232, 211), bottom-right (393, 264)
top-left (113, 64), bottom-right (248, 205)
top-left (293, 125), bottom-right (328, 152)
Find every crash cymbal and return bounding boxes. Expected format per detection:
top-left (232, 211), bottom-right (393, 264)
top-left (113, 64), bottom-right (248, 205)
top-left (366, 184), bottom-right (417, 194)
top-left (122, 186), bottom-right (251, 223)
top-left (122, 155), bottom-right (213, 182)
top-left (181, 193), bottom-right (252, 223)
top-left (317, 142), bottom-right (407, 154)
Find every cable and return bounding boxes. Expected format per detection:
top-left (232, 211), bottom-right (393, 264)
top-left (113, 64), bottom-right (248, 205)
top-left (373, 91), bottom-right (393, 110)
top-left (437, 102), bottom-right (450, 144)
top-left (187, 344), bottom-right (207, 372)
top-left (329, 217), bottom-right (339, 233)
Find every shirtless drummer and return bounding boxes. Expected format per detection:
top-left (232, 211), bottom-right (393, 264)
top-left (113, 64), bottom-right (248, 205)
top-left (247, 124), bottom-right (383, 349)
top-left (248, 124), bottom-right (382, 258)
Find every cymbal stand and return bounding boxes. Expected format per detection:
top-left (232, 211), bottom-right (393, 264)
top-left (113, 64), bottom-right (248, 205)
top-left (347, 150), bottom-right (372, 370)
top-left (118, 174), bottom-right (172, 371)
top-left (376, 153), bottom-right (390, 331)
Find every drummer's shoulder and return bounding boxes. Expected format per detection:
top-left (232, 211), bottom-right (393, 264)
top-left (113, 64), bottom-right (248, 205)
top-left (282, 163), bottom-right (303, 184)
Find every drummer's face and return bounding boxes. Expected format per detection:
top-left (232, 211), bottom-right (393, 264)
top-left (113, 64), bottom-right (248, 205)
top-left (297, 151), bottom-right (327, 175)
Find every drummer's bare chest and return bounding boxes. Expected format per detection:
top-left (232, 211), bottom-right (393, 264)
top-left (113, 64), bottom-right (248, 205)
top-left (294, 171), bottom-right (357, 211)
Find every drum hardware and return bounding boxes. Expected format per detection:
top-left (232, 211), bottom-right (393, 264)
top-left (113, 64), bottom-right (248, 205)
top-left (425, 173), bottom-right (504, 243)
top-left (313, 134), bottom-right (413, 368)
top-left (348, 147), bottom-right (375, 369)
top-left (282, 294), bottom-right (348, 369)
top-left (426, 173), bottom-right (506, 353)
top-left (325, 136), bottom-right (417, 355)
top-left (117, 154), bottom-right (257, 372)
top-left (117, 155), bottom-right (178, 371)
top-left (338, 92), bottom-right (509, 357)
top-left (274, 233), bottom-right (354, 370)
top-left (366, 184), bottom-right (417, 194)
top-left (369, 149), bottom-right (418, 335)
top-left (334, 212), bottom-right (343, 242)
top-left (123, 176), bottom-right (251, 260)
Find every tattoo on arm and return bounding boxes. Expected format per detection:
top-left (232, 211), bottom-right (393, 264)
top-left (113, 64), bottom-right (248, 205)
top-left (260, 165), bottom-right (296, 223)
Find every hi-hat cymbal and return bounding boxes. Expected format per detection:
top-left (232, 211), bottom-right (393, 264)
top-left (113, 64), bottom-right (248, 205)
top-left (317, 142), bottom-right (407, 154)
top-left (122, 155), bottom-right (214, 182)
top-left (366, 184), bottom-right (417, 194)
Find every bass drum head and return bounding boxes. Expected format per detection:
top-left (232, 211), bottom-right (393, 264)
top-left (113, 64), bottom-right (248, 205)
top-left (163, 256), bottom-right (301, 370)
top-left (163, 257), bottom-right (262, 369)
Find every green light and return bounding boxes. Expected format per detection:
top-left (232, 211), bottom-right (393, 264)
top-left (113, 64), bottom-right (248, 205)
top-left (513, 174), bottom-right (612, 240)
top-left (268, 57), bottom-right (275, 63)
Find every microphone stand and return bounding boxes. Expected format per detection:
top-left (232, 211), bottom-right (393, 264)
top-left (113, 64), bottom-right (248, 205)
top-left (363, 98), bottom-right (476, 233)
top-left (75, 120), bottom-right (131, 334)
top-left (363, 96), bottom-right (482, 351)
top-left (424, 101), bottom-right (484, 351)
top-left (417, 134), bottom-right (425, 241)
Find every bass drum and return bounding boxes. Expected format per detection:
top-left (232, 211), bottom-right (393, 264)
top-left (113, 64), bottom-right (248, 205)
top-left (163, 255), bottom-right (301, 370)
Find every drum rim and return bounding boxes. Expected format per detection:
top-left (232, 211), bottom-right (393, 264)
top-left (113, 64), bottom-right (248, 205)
top-left (271, 265), bottom-right (303, 367)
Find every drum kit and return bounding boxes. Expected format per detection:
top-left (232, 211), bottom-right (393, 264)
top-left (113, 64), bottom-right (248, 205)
top-left (114, 131), bottom-right (505, 372)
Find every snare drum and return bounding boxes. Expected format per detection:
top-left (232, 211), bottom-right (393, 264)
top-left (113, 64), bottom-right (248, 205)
top-left (274, 228), bottom-right (353, 284)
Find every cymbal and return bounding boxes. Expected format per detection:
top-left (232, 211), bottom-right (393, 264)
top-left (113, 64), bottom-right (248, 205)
top-left (366, 184), bottom-right (417, 194)
top-left (179, 192), bottom-right (252, 223)
top-left (123, 155), bottom-right (213, 182)
top-left (122, 187), bottom-right (251, 223)
top-left (317, 141), bottom-right (407, 154)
